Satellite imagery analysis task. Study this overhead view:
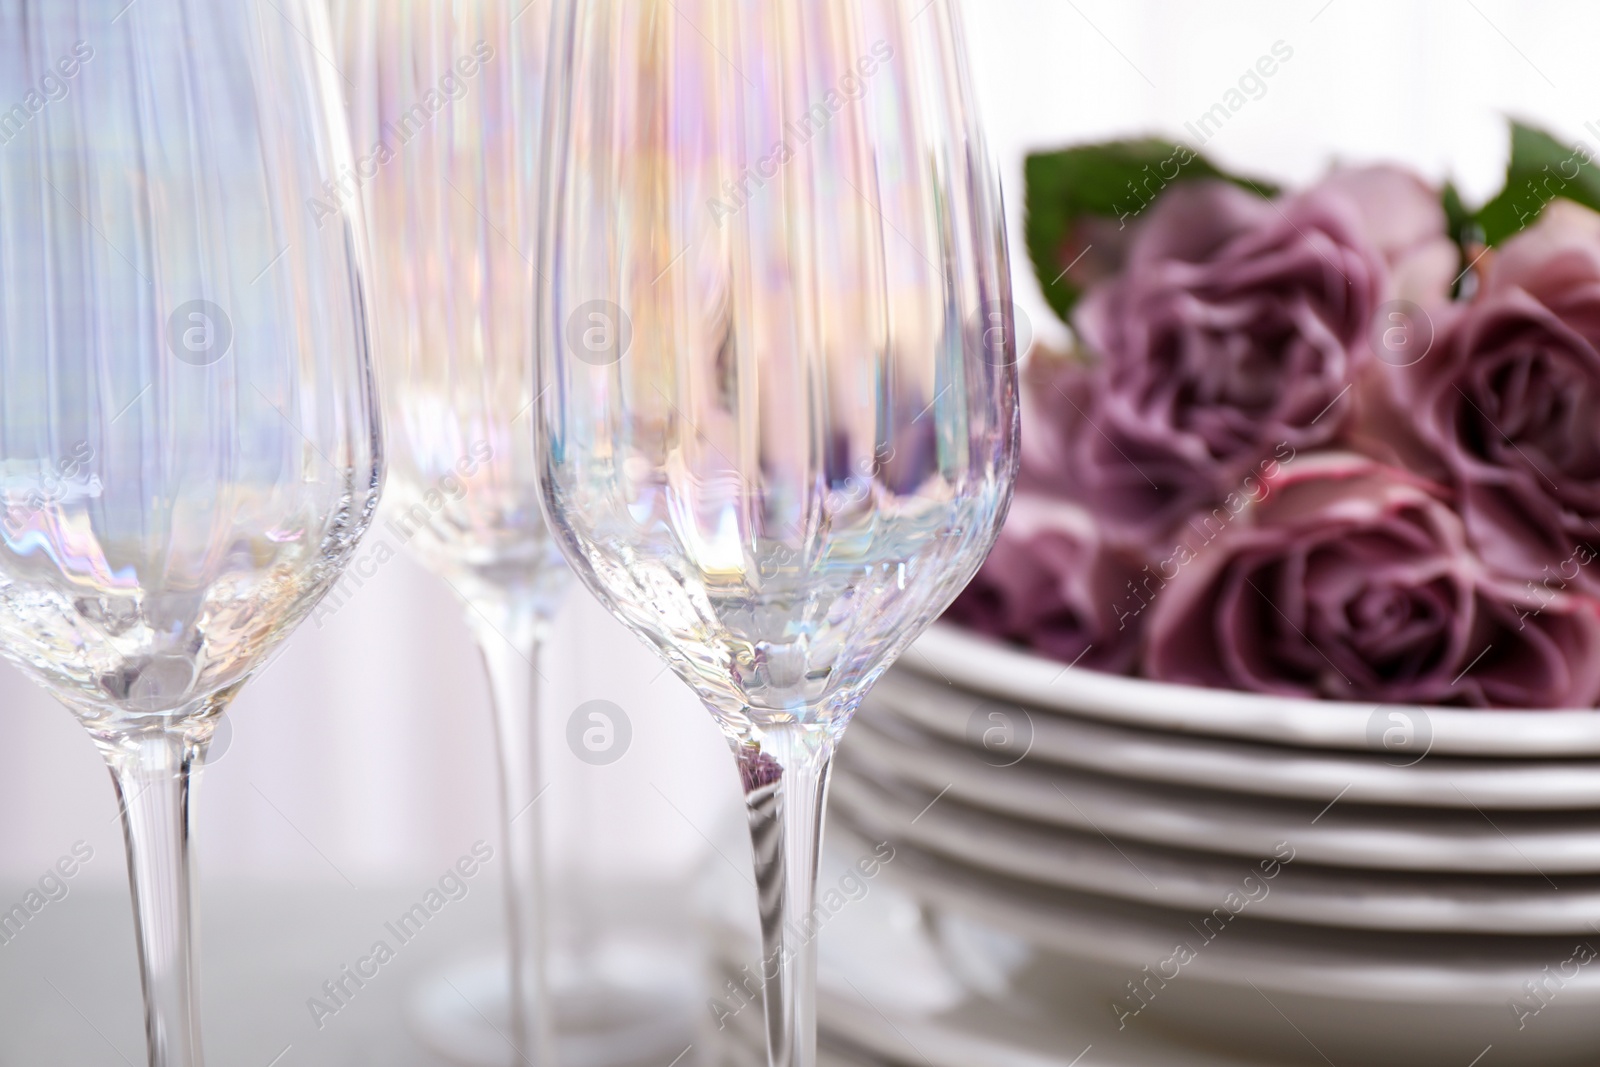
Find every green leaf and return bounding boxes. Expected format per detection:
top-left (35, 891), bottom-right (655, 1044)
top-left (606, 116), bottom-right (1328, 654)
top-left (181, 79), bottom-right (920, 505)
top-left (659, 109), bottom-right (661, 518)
top-left (1476, 121), bottom-right (1600, 246)
top-left (1441, 181), bottom-right (1477, 249)
top-left (1024, 139), bottom-right (1277, 327)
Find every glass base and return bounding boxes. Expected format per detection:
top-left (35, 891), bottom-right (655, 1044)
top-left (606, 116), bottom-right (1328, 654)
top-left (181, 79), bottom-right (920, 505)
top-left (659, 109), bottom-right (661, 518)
top-left (408, 936), bottom-right (699, 1067)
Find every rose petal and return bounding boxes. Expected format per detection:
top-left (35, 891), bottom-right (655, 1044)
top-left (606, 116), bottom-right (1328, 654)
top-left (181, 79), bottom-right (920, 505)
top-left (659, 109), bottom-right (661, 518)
top-left (1144, 455), bottom-right (1600, 707)
top-left (944, 493), bottom-right (1145, 673)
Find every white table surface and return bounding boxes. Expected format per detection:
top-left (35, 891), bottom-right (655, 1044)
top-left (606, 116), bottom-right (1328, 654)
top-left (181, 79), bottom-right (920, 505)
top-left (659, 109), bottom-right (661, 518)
top-left (0, 878), bottom-right (700, 1067)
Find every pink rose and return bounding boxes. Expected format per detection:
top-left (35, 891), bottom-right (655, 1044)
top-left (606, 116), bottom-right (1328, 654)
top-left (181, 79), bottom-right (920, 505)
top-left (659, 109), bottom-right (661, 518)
top-left (1029, 167), bottom-right (1451, 543)
top-left (945, 493), bottom-right (1144, 673)
top-left (1144, 453), bottom-right (1600, 708)
top-left (1399, 200), bottom-right (1600, 598)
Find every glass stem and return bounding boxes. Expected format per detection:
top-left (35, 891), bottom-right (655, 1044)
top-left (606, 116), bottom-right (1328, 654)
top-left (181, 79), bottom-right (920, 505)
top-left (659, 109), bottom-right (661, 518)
top-left (740, 723), bottom-right (836, 1067)
top-left (104, 729), bottom-right (206, 1067)
top-left (474, 616), bottom-right (557, 1067)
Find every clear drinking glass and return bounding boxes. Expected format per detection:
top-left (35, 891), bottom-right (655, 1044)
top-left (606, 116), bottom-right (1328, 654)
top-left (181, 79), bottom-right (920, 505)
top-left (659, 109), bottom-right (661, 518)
top-left (0, 3), bottom-right (381, 1066)
top-left (535, 3), bottom-right (1019, 1065)
top-left (328, 3), bottom-right (570, 1064)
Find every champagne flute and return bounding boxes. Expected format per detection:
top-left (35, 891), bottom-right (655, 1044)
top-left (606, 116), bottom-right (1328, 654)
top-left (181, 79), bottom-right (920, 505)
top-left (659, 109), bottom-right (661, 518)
top-left (328, 4), bottom-right (571, 1064)
top-left (0, 2), bottom-right (381, 1065)
top-left (535, 3), bottom-right (1018, 1066)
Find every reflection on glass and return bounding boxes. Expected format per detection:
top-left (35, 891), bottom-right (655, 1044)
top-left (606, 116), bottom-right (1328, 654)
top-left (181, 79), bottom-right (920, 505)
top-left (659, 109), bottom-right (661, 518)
top-left (0, 3), bottom-right (383, 1065)
top-left (330, 3), bottom-right (569, 1063)
top-left (537, 3), bottom-right (1018, 1065)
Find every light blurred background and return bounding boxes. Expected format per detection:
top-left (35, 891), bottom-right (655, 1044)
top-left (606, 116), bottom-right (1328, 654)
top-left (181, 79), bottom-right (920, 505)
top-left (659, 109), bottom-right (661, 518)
top-left (3, 0), bottom-right (1598, 1031)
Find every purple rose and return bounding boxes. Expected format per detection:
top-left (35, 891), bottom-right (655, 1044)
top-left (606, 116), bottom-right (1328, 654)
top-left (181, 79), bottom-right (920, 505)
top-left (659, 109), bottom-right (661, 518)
top-left (1313, 166), bottom-right (1460, 305)
top-left (1399, 200), bottom-right (1600, 598)
top-left (1144, 453), bottom-right (1600, 708)
top-left (1029, 167), bottom-right (1451, 543)
top-left (945, 493), bottom-right (1144, 673)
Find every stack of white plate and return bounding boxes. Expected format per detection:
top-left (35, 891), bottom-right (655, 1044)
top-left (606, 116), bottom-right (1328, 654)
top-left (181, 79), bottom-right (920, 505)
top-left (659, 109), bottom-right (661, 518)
top-left (699, 840), bottom-right (1268, 1067)
top-left (825, 624), bottom-right (1600, 1067)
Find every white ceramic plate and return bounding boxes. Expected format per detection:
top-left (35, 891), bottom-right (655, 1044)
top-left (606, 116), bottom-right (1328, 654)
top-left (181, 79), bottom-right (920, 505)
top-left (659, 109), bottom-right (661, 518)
top-left (815, 825), bottom-right (1600, 1067)
top-left (832, 766), bottom-right (1596, 934)
top-left (823, 818), bottom-right (1600, 1003)
top-left (705, 871), bottom-right (1275, 1067)
top-left (696, 821), bottom-right (1596, 1067)
top-left (905, 624), bottom-right (1600, 757)
top-left (842, 709), bottom-right (1600, 874)
top-left (873, 668), bottom-right (1600, 811)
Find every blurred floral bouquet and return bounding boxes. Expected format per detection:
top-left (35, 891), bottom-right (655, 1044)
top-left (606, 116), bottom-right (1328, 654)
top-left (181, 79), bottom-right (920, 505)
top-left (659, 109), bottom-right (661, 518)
top-left (949, 124), bottom-right (1600, 708)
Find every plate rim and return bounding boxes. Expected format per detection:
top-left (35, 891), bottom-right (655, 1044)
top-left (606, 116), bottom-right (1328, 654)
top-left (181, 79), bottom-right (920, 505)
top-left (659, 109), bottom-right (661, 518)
top-left (908, 624), bottom-right (1600, 757)
top-left (873, 668), bottom-right (1600, 810)
top-left (826, 822), bottom-right (1600, 1006)
top-left (831, 767), bottom-right (1600, 935)
top-left (843, 708), bottom-right (1600, 874)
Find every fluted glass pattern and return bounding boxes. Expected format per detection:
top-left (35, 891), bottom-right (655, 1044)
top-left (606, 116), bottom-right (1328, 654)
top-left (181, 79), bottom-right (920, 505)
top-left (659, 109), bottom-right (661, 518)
top-left (0, 0), bottom-right (382, 734)
top-left (537, 3), bottom-right (1017, 1066)
top-left (0, 4), bottom-right (381, 1065)
top-left (329, 4), bottom-right (569, 1064)
top-left (538, 0), bottom-right (1018, 741)
top-left (330, 0), bottom-right (565, 610)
